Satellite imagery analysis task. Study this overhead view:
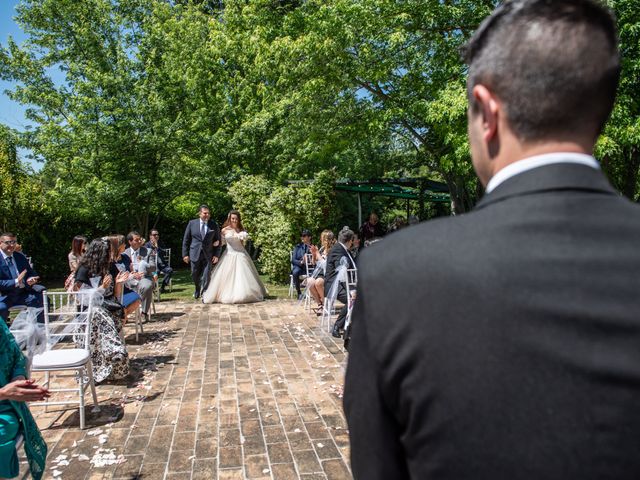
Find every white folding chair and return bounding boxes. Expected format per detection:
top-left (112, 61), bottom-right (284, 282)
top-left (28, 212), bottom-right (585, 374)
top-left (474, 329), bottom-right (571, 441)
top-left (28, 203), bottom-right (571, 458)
top-left (288, 251), bottom-right (296, 298)
top-left (321, 267), bottom-right (357, 332)
top-left (302, 253), bottom-right (314, 311)
top-left (29, 290), bottom-right (99, 430)
top-left (120, 289), bottom-right (143, 342)
top-left (162, 247), bottom-right (172, 292)
top-left (153, 248), bottom-right (172, 302)
top-left (343, 268), bottom-right (358, 332)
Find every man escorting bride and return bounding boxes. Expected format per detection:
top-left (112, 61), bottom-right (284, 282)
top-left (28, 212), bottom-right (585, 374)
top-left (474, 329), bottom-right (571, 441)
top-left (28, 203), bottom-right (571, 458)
top-left (202, 210), bottom-right (267, 304)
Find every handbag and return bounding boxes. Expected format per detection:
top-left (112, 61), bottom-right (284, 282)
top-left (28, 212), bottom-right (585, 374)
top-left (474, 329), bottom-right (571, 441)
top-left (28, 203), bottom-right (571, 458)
top-left (101, 297), bottom-right (125, 319)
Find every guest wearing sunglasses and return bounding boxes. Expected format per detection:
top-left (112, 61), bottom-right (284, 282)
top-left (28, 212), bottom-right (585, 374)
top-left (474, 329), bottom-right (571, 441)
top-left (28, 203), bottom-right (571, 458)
top-left (0, 232), bottom-right (45, 324)
top-left (144, 230), bottom-right (173, 293)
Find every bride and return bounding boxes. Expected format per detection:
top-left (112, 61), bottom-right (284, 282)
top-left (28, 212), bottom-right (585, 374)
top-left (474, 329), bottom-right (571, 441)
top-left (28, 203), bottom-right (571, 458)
top-left (202, 210), bottom-right (267, 304)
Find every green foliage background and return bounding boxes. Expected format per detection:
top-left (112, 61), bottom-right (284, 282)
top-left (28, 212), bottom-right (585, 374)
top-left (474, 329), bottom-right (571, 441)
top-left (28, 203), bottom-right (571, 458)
top-left (0, 0), bottom-right (638, 281)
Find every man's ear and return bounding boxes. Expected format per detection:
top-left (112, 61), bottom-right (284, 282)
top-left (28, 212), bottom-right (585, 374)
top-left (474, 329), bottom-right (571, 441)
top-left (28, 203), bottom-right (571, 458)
top-left (472, 85), bottom-right (500, 143)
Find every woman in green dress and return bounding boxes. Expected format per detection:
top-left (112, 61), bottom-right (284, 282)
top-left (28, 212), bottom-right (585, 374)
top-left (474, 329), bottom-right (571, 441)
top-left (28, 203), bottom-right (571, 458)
top-left (0, 319), bottom-right (48, 479)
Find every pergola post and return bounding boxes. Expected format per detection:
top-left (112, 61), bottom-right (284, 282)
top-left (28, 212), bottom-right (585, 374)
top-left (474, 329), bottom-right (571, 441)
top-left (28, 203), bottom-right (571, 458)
top-left (357, 192), bottom-right (362, 228)
top-left (418, 180), bottom-right (425, 221)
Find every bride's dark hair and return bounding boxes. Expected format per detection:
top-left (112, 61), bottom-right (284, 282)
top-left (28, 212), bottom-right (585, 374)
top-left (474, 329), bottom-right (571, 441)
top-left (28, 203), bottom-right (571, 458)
top-left (222, 210), bottom-right (244, 231)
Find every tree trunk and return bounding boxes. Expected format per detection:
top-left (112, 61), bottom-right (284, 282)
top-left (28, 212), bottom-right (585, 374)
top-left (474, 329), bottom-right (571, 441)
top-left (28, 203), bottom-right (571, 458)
top-left (622, 147), bottom-right (640, 201)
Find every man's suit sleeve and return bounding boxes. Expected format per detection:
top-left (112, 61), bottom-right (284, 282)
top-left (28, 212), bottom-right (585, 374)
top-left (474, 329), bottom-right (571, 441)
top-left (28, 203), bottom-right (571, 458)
top-left (18, 253), bottom-right (37, 279)
top-left (213, 222), bottom-right (222, 258)
top-left (182, 220), bottom-right (192, 258)
top-left (0, 277), bottom-right (17, 290)
top-left (343, 259), bottom-right (410, 479)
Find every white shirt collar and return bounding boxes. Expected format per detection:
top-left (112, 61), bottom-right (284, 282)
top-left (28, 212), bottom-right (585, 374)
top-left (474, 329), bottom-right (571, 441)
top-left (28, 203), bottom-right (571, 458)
top-left (485, 153), bottom-right (600, 193)
top-left (0, 250), bottom-right (10, 260)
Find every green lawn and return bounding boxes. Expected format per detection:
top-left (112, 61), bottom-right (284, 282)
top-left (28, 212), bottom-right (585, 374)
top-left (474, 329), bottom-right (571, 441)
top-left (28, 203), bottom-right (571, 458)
top-left (49, 268), bottom-right (291, 301)
top-left (157, 269), bottom-right (290, 301)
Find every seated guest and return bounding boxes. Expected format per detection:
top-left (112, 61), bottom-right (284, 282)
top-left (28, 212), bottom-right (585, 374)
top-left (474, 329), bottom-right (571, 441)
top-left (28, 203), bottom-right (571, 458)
top-left (0, 232), bottom-right (45, 324)
top-left (350, 233), bottom-right (360, 259)
top-left (0, 318), bottom-right (48, 480)
top-left (68, 235), bottom-right (87, 273)
top-left (65, 235), bottom-right (87, 291)
top-left (145, 229), bottom-right (173, 293)
top-left (122, 231), bottom-right (154, 321)
top-left (359, 213), bottom-right (386, 246)
top-left (306, 230), bottom-right (335, 308)
top-left (291, 229), bottom-right (313, 299)
top-left (325, 227), bottom-right (357, 338)
top-left (74, 239), bottom-right (130, 382)
top-left (105, 234), bottom-right (143, 317)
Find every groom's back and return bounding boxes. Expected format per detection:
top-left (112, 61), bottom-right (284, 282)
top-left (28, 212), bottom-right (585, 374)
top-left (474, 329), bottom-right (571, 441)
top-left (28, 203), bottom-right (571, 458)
top-left (347, 176), bottom-right (640, 479)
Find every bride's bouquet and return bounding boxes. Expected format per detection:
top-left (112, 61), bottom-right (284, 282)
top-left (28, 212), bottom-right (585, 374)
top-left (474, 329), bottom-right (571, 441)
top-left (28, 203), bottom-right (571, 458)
top-left (238, 231), bottom-right (249, 241)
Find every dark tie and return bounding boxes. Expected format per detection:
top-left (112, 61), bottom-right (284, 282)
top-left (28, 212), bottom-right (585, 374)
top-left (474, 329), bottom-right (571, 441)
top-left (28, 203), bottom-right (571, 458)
top-left (6, 256), bottom-right (18, 280)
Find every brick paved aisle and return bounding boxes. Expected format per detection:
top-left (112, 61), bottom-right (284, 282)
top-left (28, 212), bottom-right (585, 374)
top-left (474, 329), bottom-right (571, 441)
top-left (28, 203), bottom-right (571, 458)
top-left (30, 300), bottom-right (352, 480)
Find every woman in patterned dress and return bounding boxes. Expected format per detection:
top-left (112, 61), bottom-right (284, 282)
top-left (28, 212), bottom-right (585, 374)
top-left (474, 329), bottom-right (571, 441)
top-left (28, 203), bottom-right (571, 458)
top-left (74, 239), bottom-right (131, 382)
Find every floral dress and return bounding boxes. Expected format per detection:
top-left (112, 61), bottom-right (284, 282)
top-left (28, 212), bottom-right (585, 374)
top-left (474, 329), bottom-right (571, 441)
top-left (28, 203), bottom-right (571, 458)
top-left (74, 267), bottom-right (129, 382)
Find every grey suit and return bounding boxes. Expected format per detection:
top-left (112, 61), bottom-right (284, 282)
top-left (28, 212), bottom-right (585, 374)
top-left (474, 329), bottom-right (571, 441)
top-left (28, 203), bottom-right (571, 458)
top-left (345, 163), bottom-right (640, 479)
top-left (122, 246), bottom-right (154, 315)
top-left (182, 218), bottom-right (222, 296)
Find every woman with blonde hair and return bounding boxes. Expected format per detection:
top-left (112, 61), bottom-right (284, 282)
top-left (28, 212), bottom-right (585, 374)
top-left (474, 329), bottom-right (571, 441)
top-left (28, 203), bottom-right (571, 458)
top-left (306, 229), bottom-right (335, 309)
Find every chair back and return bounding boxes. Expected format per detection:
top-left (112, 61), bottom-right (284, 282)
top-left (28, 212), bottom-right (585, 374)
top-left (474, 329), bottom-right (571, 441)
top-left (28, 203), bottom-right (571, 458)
top-left (160, 248), bottom-right (171, 268)
top-left (345, 268), bottom-right (358, 304)
top-left (304, 253), bottom-right (314, 276)
top-left (43, 290), bottom-right (94, 350)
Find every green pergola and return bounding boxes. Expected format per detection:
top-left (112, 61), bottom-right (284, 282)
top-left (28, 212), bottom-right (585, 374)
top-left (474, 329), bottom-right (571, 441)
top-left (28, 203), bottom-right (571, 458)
top-left (287, 177), bottom-right (450, 225)
top-left (334, 178), bottom-right (450, 226)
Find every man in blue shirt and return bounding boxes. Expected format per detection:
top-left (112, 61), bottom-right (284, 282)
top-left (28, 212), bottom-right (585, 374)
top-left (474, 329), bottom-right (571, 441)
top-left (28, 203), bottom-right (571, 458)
top-left (0, 232), bottom-right (45, 323)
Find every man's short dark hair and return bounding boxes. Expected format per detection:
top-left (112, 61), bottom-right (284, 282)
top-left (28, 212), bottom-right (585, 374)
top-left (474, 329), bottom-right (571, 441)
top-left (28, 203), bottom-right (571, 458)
top-left (464, 0), bottom-right (620, 142)
top-left (127, 231), bottom-right (140, 242)
top-left (199, 204), bottom-right (210, 213)
top-left (0, 232), bottom-right (16, 238)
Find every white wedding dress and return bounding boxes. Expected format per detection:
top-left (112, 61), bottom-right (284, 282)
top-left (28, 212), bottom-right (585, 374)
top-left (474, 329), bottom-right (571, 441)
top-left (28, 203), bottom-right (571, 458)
top-left (202, 231), bottom-right (267, 304)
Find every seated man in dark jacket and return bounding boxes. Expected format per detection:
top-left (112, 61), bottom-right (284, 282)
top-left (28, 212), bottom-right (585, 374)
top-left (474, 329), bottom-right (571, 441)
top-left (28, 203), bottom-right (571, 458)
top-left (0, 232), bottom-right (45, 323)
top-left (145, 229), bottom-right (173, 293)
top-left (291, 229), bottom-right (312, 298)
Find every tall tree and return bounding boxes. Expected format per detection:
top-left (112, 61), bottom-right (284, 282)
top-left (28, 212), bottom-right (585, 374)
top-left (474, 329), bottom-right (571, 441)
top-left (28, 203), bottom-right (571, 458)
top-left (0, 0), bottom-right (227, 235)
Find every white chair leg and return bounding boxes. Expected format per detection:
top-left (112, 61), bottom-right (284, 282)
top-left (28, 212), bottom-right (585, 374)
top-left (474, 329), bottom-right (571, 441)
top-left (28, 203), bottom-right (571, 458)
top-left (86, 361), bottom-right (99, 412)
top-left (44, 371), bottom-right (50, 412)
top-left (78, 369), bottom-right (86, 430)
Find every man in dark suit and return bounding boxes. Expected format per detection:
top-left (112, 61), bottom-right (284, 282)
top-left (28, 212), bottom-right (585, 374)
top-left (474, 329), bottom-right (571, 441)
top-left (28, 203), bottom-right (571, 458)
top-left (145, 229), bottom-right (173, 293)
top-left (344, 2), bottom-right (640, 479)
top-left (182, 205), bottom-right (221, 299)
top-left (0, 232), bottom-right (45, 323)
top-left (324, 227), bottom-right (356, 338)
top-left (291, 229), bottom-right (312, 298)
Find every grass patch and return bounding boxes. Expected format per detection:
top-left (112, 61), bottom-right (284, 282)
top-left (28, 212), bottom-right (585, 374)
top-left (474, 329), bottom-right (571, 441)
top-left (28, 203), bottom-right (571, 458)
top-left (48, 268), bottom-right (291, 301)
top-left (158, 269), bottom-right (290, 301)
